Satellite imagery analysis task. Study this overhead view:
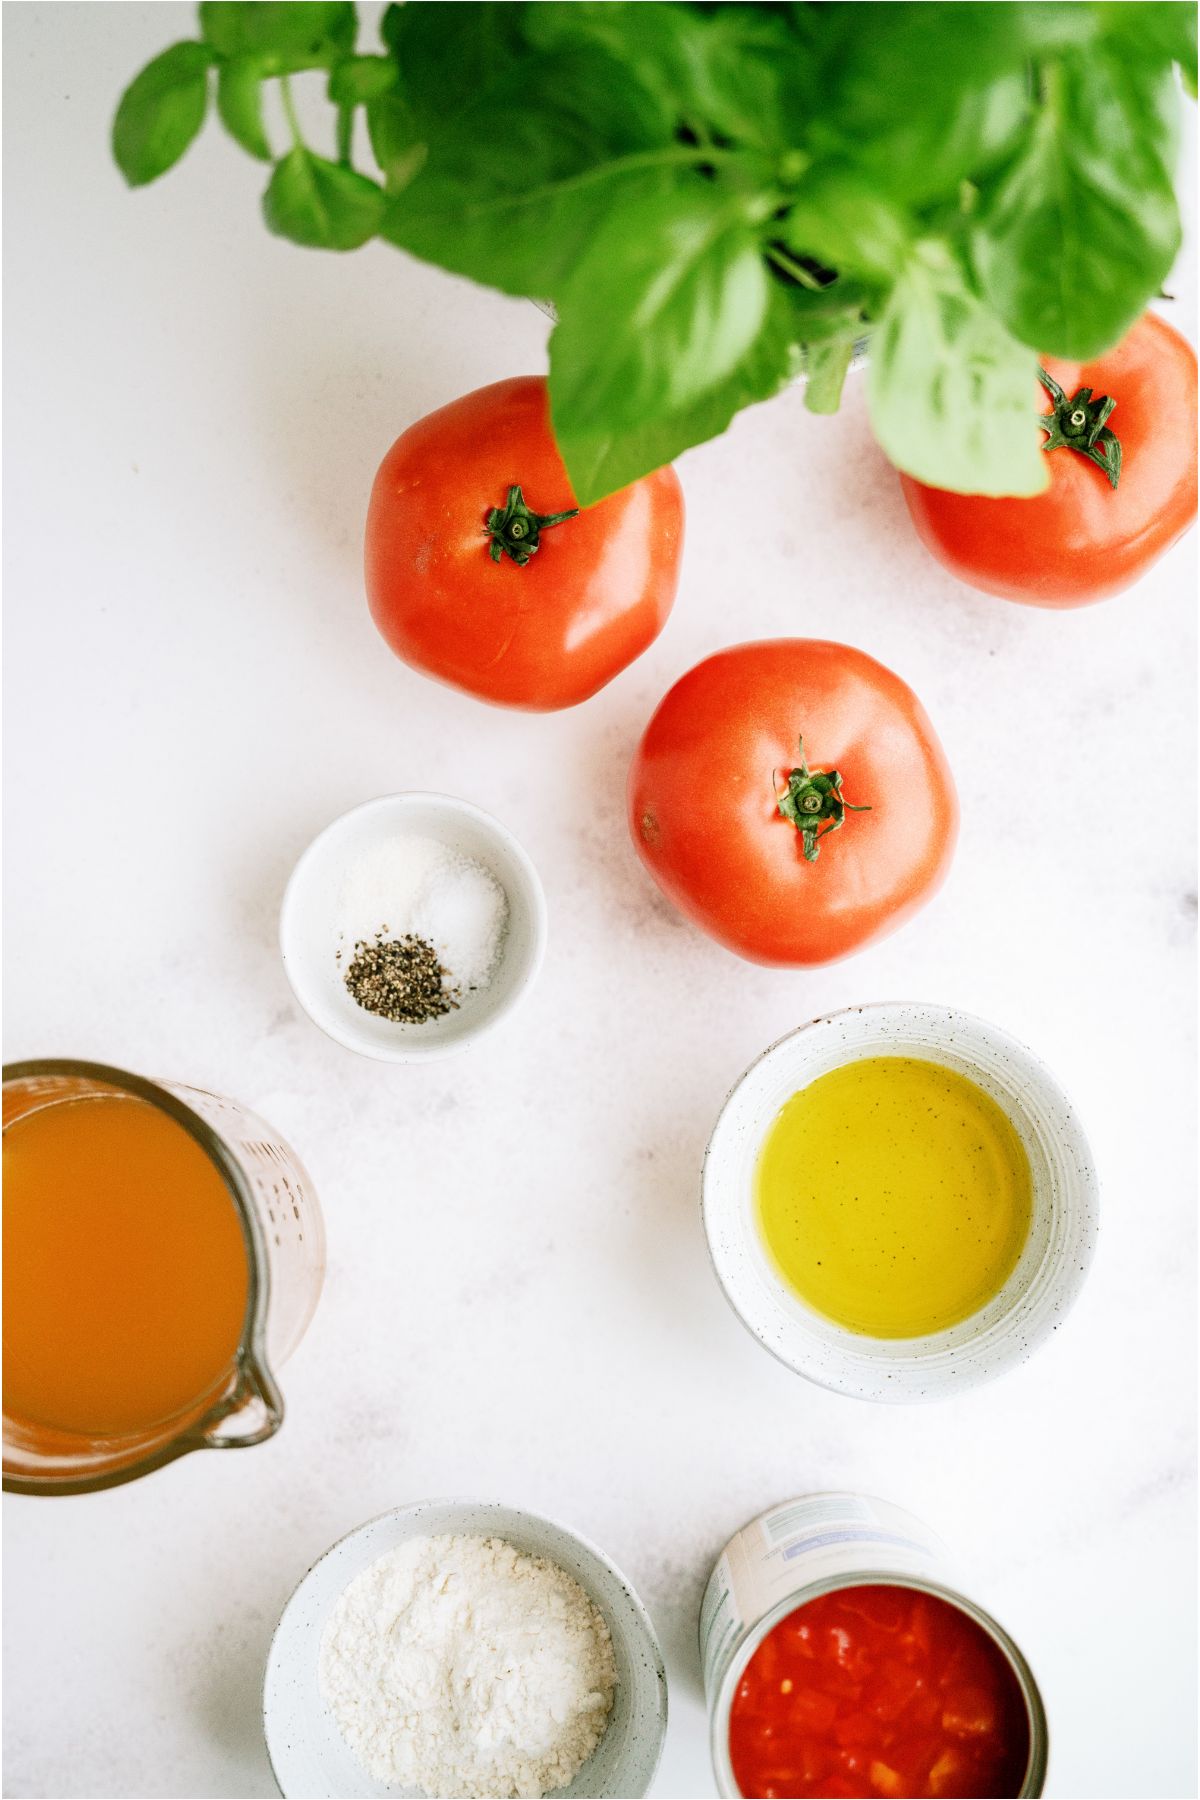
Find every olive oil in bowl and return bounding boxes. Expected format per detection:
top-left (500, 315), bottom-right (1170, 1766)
top-left (754, 1056), bottom-right (1033, 1338)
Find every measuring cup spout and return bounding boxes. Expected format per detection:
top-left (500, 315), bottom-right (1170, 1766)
top-left (197, 1357), bottom-right (284, 1450)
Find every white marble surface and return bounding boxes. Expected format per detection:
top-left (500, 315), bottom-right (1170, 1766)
top-left (3, 7), bottom-right (1196, 1798)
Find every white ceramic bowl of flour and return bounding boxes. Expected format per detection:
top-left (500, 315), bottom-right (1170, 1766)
top-left (280, 793), bottom-right (546, 1061)
top-left (263, 1498), bottom-right (669, 1799)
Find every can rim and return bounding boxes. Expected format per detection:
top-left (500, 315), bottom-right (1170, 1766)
top-left (708, 1571), bottom-right (1048, 1799)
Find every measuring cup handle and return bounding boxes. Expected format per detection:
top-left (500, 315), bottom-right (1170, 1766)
top-left (197, 1357), bottom-right (284, 1450)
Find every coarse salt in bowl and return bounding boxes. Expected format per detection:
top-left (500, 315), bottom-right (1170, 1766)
top-left (263, 1498), bottom-right (669, 1800)
top-left (279, 794), bottom-right (546, 1062)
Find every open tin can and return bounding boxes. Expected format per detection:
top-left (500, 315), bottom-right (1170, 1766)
top-left (700, 1493), bottom-right (1048, 1798)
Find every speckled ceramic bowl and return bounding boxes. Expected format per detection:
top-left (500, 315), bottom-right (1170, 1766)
top-left (263, 1498), bottom-right (668, 1799)
top-left (702, 1002), bottom-right (1099, 1402)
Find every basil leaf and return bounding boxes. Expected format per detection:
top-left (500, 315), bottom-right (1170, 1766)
top-left (1097, 2), bottom-right (1198, 94)
top-left (113, 42), bottom-right (212, 188)
top-left (520, 3), bottom-right (677, 135)
top-left (670, 8), bottom-right (816, 151)
top-left (366, 92), bottom-right (425, 191)
top-left (762, 276), bottom-right (871, 344)
top-left (381, 48), bottom-right (672, 299)
top-left (782, 164), bottom-right (910, 283)
top-left (329, 55), bottom-right (396, 107)
top-left (381, 1), bottom-right (518, 132)
top-left (263, 146), bottom-right (384, 249)
top-left (868, 241), bottom-right (1046, 496)
top-left (822, 1), bottom-right (1092, 100)
top-left (199, 3), bottom-right (356, 72)
top-left (803, 336), bottom-right (857, 416)
top-left (815, 4), bottom-right (1049, 203)
top-left (553, 278), bottom-right (806, 506)
top-left (525, 2), bottom-right (800, 150)
top-left (835, 77), bottom-right (1027, 206)
top-left (973, 54), bottom-right (1182, 359)
top-left (550, 185), bottom-right (769, 443)
top-left (216, 56), bottom-right (272, 161)
top-left (1109, 54), bottom-right (1185, 169)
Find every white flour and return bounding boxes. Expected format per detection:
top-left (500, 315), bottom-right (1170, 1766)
top-left (319, 1533), bottom-right (617, 1799)
top-left (335, 835), bottom-right (509, 993)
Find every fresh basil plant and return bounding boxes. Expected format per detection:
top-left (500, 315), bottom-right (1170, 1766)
top-left (113, 1), bottom-right (1196, 505)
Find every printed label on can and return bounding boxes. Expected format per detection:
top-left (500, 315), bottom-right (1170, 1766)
top-left (700, 1493), bottom-right (954, 1705)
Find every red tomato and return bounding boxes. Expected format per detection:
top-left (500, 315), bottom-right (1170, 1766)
top-left (628, 640), bottom-right (957, 967)
top-left (899, 312), bottom-right (1197, 607)
top-left (364, 376), bottom-right (684, 709)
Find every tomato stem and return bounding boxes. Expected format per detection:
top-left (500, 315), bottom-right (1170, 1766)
top-left (775, 737), bottom-right (870, 863)
top-left (1037, 368), bottom-right (1123, 489)
top-left (484, 484), bottom-right (578, 566)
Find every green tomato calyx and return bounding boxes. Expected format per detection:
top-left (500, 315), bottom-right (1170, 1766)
top-left (1038, 368), bottom-right (1123, 490)
top-left (776, 737), bottom-right (871, 864)
top-left (485, 484), bottom-right (578, 567)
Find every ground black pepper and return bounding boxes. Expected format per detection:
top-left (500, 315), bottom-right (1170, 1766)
top-left (343, 931), bottom-right (459, 1024)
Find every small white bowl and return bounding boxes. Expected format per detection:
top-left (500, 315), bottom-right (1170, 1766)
top-left (263, 1498), bottom-right (669, 1800)
top-left (279, 794), bottom-right (546, 1062)
top-left (702, 1002), bottom-right (1099, 1403)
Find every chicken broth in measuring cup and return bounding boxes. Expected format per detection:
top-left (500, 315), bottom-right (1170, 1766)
top-left (3, 1061), bottom-right (325, 1492)
top-left (3, 1093), bottom-right (250, 1437)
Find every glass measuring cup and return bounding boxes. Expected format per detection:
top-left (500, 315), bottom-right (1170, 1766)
top-left (3, 1060), bottom-right (326, 1495)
